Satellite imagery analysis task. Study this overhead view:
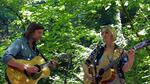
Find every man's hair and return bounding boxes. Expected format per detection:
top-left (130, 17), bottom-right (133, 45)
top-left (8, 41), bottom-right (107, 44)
top-left (24, 22), bottom-right (44, 39)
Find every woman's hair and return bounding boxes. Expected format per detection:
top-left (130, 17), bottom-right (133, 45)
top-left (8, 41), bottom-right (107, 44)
top-left (24, 22), bottom-right (44, 39)
top-left (100, 25), bottom-right (117, 40)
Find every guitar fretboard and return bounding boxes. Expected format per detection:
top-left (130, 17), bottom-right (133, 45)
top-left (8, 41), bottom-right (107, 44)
top-left (39, 61), bottom-right (52, 68)
top-left (101, 40), bottom-right (150, 73)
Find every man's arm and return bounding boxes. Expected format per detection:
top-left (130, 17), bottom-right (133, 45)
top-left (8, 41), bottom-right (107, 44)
top-left (7, 58), bottom-right (26, 71)
top-left (3, 39), bottom-right (39, 73)
top-left (2, 39), bottom-right (26, 71)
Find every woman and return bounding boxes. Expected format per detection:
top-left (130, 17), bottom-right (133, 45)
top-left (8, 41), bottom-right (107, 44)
top-left (83, 26), bottom-right (135, 84)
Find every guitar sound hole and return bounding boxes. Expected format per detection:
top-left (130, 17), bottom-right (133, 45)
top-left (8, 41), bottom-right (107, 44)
top-left (31, 71), bottom-right (42, 80)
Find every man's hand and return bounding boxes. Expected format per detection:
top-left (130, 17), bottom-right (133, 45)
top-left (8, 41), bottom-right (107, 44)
top-left (50, 59), bottom-right (57, 69)
top-left (24, 66), bottom-right (39, 76)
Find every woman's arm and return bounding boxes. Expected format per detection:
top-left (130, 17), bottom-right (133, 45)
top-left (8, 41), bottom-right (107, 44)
top-left (122, 49), bottom-right (135, 72)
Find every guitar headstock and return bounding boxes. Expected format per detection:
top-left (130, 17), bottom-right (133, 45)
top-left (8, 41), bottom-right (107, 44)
top-left (134, 40), bottom-right (150, 50)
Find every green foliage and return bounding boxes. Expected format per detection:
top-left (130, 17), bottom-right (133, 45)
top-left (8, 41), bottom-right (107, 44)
top-left (0, 0), bottom-right (150, 84)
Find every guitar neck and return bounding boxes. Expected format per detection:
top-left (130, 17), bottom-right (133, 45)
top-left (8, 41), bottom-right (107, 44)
top-left (104, 53), bottom-right (127, 71)
top-left (103, 40), bottom-right (150, 72)
top-left (39, 61), bottom-right (52, 68)
top-left (104, 47), bottom-right (140, 71)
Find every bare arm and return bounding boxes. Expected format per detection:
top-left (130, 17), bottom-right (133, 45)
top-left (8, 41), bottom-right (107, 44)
top-left (7, 58), bottom-right (39, 74)
top-left (7, 58), bottom-right (26, 71)
top-left (122, 49), bottom-right (135, 72)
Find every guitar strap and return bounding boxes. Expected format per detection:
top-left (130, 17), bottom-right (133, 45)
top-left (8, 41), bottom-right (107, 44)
top-left (95, 45), bottom-right (105, 65)
top-left (95, 44), bottom-right (118, 65)
top-left (36, 48), bottom-right (48, 62)
top-left (95, 44), bottom-right (125, 80)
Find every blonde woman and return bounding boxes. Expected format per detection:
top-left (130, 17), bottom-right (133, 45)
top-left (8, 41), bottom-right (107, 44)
top-left (83, 26), bottom-right (135, 84)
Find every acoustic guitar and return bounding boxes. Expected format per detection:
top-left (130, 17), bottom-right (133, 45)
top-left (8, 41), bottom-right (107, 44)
top-left (83, 40), bottom-right (150, 84)
top-left (6, 56), bottom-right (53, 84)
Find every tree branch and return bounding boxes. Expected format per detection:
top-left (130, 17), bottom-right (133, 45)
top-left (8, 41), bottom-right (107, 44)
top-left (6, 6), bottom-right (26, 31)
top-left (120, 0), bottom-right (139, 36)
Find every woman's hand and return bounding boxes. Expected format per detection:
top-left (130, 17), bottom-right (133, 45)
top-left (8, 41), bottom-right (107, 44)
top-left (84, 75), bottom-right (96, 83)
top-left (127, 49), bottom-right (135, 60)
top-left (122, 49), bottom-right (135, 72)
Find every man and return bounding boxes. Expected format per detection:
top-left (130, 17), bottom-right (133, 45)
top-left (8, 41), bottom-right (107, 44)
top-left (2, 22), bottom-right (56, 83)
top-left (83, 26), bottom-right (135, 84)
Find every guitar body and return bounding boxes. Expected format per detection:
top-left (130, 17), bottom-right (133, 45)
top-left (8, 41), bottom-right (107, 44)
top-left (6, 56), bottom-right (50, 84)
top-left (83, 48), bottom-right (123, 84)
top-left (83, 64), bottom-right (116, 84)
top-left (99, 69), bottom-right (116, 84)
